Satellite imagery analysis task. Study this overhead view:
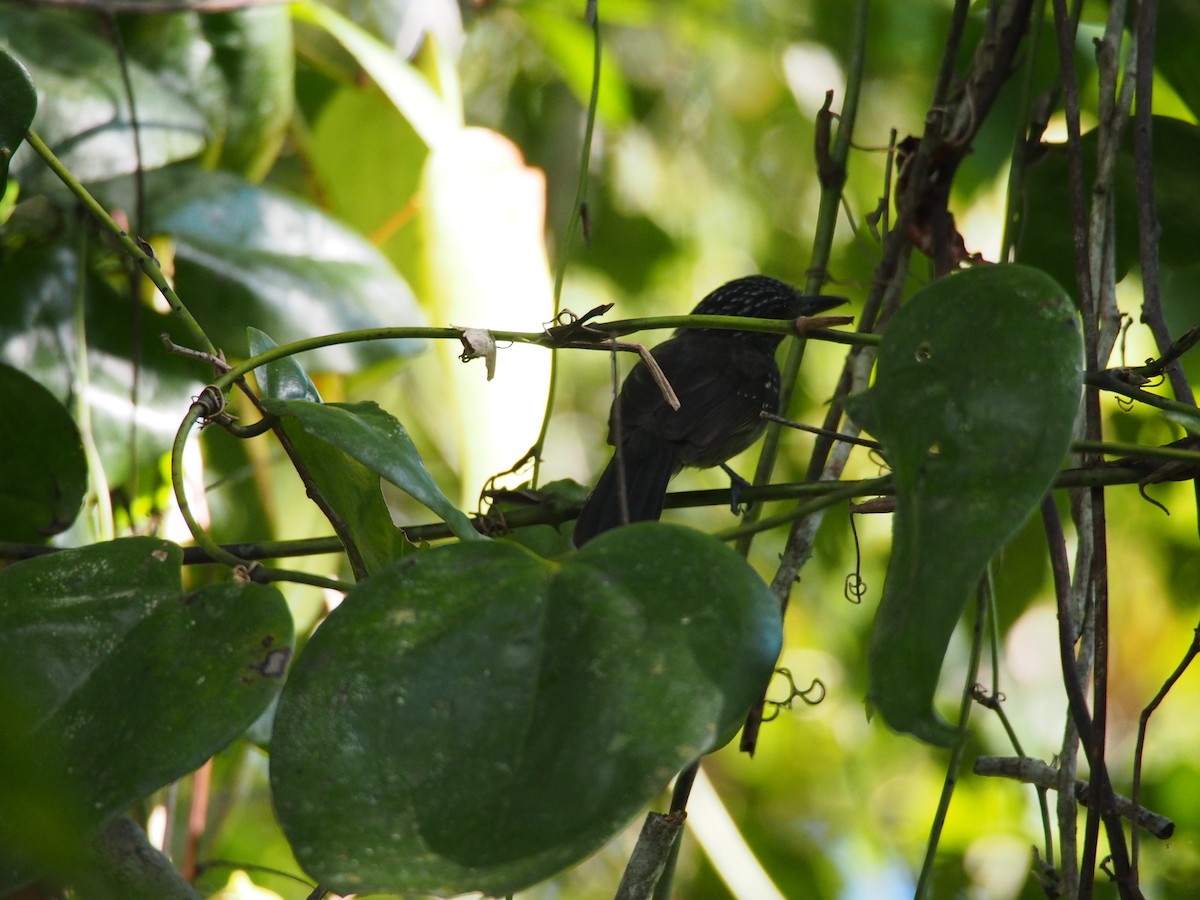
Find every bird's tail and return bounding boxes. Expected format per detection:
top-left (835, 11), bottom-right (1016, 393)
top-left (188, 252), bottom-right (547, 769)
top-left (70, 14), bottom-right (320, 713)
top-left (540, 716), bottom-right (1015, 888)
top-left (573, 431), bottom-right (678, 546)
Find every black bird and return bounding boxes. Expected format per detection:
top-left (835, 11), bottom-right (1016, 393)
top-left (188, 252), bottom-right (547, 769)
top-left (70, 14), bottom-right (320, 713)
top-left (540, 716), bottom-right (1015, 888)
top-left (573, 275), bottom-right (843, 546)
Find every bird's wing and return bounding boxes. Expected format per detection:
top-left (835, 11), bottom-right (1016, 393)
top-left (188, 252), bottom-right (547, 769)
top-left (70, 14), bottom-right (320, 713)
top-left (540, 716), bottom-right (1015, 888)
top-left (661, 366), bottom-right (771, 464)
top-left (610, 336), bottom-right (775, 466)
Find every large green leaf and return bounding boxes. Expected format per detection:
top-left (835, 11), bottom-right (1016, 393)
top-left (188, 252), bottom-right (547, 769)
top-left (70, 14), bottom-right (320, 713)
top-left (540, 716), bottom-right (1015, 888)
top-left (0, 47), bottom-right (35, 183)
top-left (0, 363), bottom-right (85, 542)
top-left (270, 524), bottom-right (781, 895)
top-left (847, 265), bottom-right (1082, 746)
top-left (0, 7), bottom-right (206, 187)
top-left (110, 166), bottom-right (426, 371)
top-left (259, 396), bottom-right (479, 543)
top-left (0, 537), bottom-right (293, 891)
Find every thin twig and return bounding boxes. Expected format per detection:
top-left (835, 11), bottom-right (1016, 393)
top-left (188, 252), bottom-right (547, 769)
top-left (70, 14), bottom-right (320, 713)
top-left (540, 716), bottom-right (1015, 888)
top-left (974, 757), bottom-right (1174, 840)
top-left (1131, 623), bottom-right (1200, 874)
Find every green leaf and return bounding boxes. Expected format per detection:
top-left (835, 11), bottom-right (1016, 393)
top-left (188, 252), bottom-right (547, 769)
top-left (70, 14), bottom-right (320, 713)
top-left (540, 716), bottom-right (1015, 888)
top-left (307, 84), bottom-right (428, 269)
top-left (120, 166), bottom-right (426, 371)
top-left (0, 240), bottom-right (204, 489)
top-left (0, 7), bottom-right (206, 187)
top-left (1158, 0), bottom-right (1200, 121)
top-left (1021, 117), bottom-right (1200, 291)
top-left (523, 8), bottom-right (632, 126)
top-left (200, 7), bottom-right (294, 179)
top-left (292, 0), bottom-right (458, 150)
top-left (270, 525), bottom-right (780, 895)
top-left (259, 397), bottom-right (481, 543)
top-left (0, 363), bottom-right (85, 542)
top-left (1161, 264), bottom-right (1200, 390)
top-left (0, 537), bottom-right (292, 890)
top-left (247, 327), bottom-right (321, 403)
top-left (847, 265), bottom-right (1082, 746)
top-left (117, 6), bottom-right (294, 181)
top-left (249, 332), bottom-right (411, 573)
top-left (0, 47), bottom-right (35, 182)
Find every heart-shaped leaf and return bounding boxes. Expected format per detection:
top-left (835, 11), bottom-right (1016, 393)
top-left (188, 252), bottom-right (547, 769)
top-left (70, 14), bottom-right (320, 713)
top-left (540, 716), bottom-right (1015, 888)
top-left (847, 264), bottom-right (1082, 746)
top-left (270, 524), bottom-right (781, 896)
top-left (0, 538), bottom-right (293, 890)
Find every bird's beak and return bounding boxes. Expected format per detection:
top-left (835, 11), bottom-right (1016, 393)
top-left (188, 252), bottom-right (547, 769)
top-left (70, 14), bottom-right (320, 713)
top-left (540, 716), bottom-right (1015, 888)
top-left (802, 295), bottom-right (850, 315)
top-left (794, 296), bottom-right (854, 336)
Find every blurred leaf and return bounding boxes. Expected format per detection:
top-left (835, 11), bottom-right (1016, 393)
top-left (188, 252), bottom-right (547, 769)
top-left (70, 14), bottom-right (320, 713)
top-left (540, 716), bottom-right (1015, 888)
top-left (201, 7), bottom-right (295, 179)
top-left (0, 47), bottom-right (35, 183)
top-left (0, 7), bottom-right (206, 187)
top-left (523, 7), bottom-right (631, 126)
top-left (306, 84), bottom-right (427, 271)
top-left (118, 6), bottom-right (294, 181)
top-left (1157, 0), bottom-right (1200, 121)
top-left (1161, 264), bottom-right (1200, 388)
top-left (847, 265), bottom-right (1082, 745)
top-left (1021, 117), bottom-right (1200, 292)
top-left (259, 397), bottom-right (481, 542)
top-left (419, 127), bottom-right (554, 502)
top-left (0, 363), bottom-right (85, 542)
top-left (270, 524), bottom-right (781, 896)
top-left (0, 240), bottom-right (204, 489)
top-left (250, 332), bottom-right (411, 573)
top-left (292, 0), bottom-right (458, 149)
top-left (0, 537), bottom-right (292, 890)
top-left (111, 166), bottom-right (426, 371)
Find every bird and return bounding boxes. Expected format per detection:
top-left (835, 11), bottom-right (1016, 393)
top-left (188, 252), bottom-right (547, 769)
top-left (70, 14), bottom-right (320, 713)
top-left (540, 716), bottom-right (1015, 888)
top-left (573, 275), bottom-right (844, 546)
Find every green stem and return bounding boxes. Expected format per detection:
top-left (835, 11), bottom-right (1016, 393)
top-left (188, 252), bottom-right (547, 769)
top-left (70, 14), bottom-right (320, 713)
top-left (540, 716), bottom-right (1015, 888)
top-left (737, 0), bottom-right (870, 558)
top-left (533, 1), bottom-right (604, 488)
top-left (23, 128), bottom-right (216, 356)
top-left (72, 218), bottom-right (114, 542)
top-left (169, 403), bottom-right (246, 569)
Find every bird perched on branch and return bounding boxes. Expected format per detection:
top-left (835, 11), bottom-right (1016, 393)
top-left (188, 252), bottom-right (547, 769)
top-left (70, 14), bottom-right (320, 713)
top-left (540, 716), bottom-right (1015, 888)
top-left (573, 275), bottom-right (844, 546)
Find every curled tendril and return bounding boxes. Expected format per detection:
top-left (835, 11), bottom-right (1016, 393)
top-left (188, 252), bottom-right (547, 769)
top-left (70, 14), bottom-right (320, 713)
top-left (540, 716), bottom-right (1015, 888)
top-left (970, 683), bottom-right (1006, 710)
top-left (1142, 369), bottom-right (1166, 390)
top-left (1118, 314), bottom-right (1133, 367)
top-left (1099, 855), bottom-right (1116, 880)
top-left (844, 573), bottom-right (866, 604)
top-left (761, 667), bottom-right (827, 722)
top-left (1138, 483), bottom-right (1171, 516)
top-left (844, 511), bottom-right (866, 604)
top-left (194, 384), bottom-right (227, 419)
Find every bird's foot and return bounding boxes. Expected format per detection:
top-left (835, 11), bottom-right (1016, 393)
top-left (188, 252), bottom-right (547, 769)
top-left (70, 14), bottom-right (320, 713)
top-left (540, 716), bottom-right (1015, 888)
top-left (719, 463), bottom-right (753, 514)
